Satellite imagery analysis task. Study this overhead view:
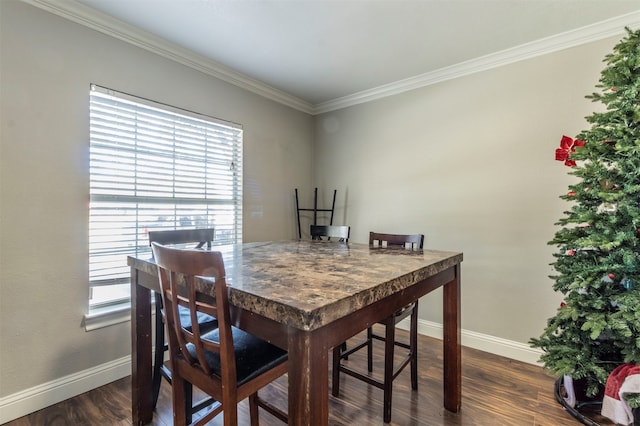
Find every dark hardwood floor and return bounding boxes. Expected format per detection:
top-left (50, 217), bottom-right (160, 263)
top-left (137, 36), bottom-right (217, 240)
top-left (4, 331), bottom-right (611, 425)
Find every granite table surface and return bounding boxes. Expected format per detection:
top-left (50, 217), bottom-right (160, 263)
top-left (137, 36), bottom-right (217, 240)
top-left (128, 239), bottom-right (463, 332)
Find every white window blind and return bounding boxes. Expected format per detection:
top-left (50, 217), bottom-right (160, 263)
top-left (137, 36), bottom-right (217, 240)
top-left (88, 84), bottom-right (243, 310)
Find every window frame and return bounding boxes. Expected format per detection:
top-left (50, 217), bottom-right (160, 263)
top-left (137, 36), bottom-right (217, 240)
top-left (86, 84), bottom-right (243, 326)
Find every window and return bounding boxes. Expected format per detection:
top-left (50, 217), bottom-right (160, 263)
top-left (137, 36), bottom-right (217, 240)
top-left (88, 84), bottom-right (242, 311)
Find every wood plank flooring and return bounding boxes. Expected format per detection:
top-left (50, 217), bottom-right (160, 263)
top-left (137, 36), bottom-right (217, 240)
top-left (5, 331), bottom-right (613, 425)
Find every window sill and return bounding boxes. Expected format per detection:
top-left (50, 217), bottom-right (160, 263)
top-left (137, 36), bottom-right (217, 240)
top-left (83, 303), bottom-right (131, 331)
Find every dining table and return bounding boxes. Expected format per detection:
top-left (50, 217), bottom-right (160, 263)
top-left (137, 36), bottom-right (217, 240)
top-left (128, 239), bottom-right (463, 425)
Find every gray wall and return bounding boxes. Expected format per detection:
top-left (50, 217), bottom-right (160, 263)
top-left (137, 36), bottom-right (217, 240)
top-left (313, 36), bottom-right (617, 347)
top-left (0, 0), bottom-right (313, 399)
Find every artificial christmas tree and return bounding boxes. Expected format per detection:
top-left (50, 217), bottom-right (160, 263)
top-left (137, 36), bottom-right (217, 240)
top-left (530, 28), bottom-right (640, 424)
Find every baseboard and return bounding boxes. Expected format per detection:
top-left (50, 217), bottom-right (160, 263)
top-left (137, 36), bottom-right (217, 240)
top-left (0, 356), bottom-right (131, 424)
top-left (397, 318), bottom-right (544, 366)
top-left (0, 322), bottom-right (543, 423)
top-left (458, 325), bottom-right (545, 366)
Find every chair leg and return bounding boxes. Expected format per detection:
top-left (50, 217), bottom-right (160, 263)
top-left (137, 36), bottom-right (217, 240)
top-left (152, 292), bottom-right (164, 410)
top-left (410, 302), bottom-right (419, 390)
top-left (249, 393), bottom-right (260, 426)
top-left (171, 373), bottom-right (187, 426)
top-left (383, 321), bottom-right (395, 423)
top-left (185, 383), bottom-right (193, 425)
top-left (367, 326), bottom-right (373, 372)
top-left (223, 400), bottom-right (239, 426)
top-left (331, 345), bottom-right (342, 397)
top-left (153, 293), bottom-right (194, 422)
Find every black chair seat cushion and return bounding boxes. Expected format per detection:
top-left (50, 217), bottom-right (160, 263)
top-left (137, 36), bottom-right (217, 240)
top-left (178, 305), bottom-right (218, 332)
top-left (187, 327), bottom-right (287, 386)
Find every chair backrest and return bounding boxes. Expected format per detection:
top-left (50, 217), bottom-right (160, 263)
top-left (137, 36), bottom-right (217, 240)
top-left (310, 225), bottom-right (350, 242)
top-left (369, 231), bottom-right (424, 250)
top-left (151, 242), bottom-right (236, 397)
top-left (148, 228), bottom-right (214, 250)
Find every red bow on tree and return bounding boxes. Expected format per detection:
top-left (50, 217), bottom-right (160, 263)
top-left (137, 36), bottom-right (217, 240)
top-left (555, 135), bottom-right (585, 167)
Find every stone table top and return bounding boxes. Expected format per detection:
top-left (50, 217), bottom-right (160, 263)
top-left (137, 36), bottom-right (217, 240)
top-left (129, 240), bottom-right (463, 331)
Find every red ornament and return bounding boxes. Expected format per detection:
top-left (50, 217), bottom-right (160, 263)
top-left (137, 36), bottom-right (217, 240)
top-left (609, 273), bottom-right (615, 279)
top-left (567, 191), bottom-right (576, 196)
top-left (566, 249), bottom-right (576, 256)
top-left (560, 301), bottom-right (567, 308)
top-left (555, 135), bottom-right (586, 167)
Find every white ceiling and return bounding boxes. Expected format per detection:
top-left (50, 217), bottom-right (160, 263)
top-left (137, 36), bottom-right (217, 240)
top-left (32, 0), bottom-right (640, 112)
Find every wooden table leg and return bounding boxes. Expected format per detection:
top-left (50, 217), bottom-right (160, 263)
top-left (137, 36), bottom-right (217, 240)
top-left (442, 264), bottom-right (461, 412)
top-left (131, 268), bottom-right (153, 425)
top-left (287, 329), bottom-right (329, 425)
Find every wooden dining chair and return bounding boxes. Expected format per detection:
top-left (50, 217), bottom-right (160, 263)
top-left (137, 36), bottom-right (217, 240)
top-left (332, 231), bottom-right (424, 423)
top-left (310, 224), bottom-right (350, 242)
top-left (151, 242), bottom-right (288, 426)
top-left (148, 228), bottom-right (218, 422)
top-left (148, 228), bottom-right (214, 249)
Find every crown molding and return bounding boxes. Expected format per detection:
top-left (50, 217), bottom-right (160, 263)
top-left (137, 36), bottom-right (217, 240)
top-left (19, 1), bottom-right (640, 116)
top-left (314, 11), bottom-right (640, 114)
top-left (21, 0), bottom-right (315, 115)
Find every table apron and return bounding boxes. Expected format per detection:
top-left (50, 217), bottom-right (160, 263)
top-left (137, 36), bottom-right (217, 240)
top-left (318, 266), bottom-right (456, 350)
